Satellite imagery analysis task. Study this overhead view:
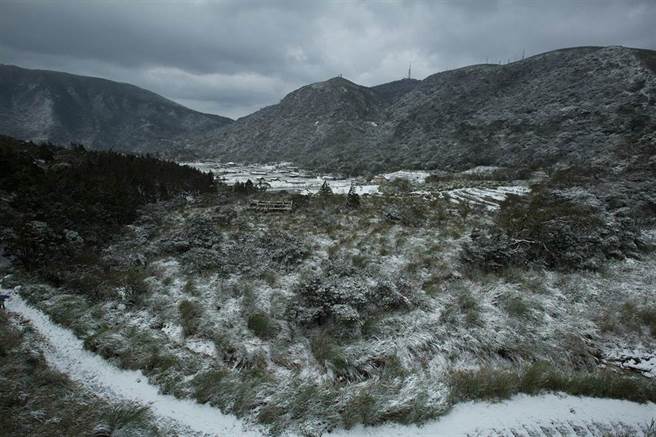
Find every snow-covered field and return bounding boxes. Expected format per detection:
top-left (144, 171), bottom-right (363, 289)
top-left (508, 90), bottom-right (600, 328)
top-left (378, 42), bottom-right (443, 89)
top-left (181, 161), bottom-right (378, 195)
top-left (441, 185), bottom-right (530, 210)
top-left (7, 292), bottom-right (655, 437)
top-left (181, 161), bottom-right (529, 205)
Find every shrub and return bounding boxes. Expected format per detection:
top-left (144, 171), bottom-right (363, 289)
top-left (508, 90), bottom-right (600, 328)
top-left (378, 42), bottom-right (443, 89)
top-left (502, 295), bottom-right (532, 319)
top-left (103, 403), bottom-right (152, 432)
top-left (183, 279), bottom-right (198, 296)
top-left (311, 333), bottom-right (351, 379)
top-left (462, 188), bottom-right (641, 271)
top-left (247, 313), bottom-right (277, 339)
top-left (178, 300), bottom-right (202, 337)
top-left (0, 313), bottom-right (22, 357)
top-left (191, 368), bottom-right (230, 404)
top-left (456, 290), bottom-right (481, 326)
top-left (449, 362), bottom-right (656, 404)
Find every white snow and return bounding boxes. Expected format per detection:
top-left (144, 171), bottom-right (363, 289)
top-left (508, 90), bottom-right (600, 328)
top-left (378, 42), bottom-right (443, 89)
top-left (441, 185), bottom-right (530, 210)
top-left (185, 338), bottom-right (217, 357)
top-left (329, 393), bottom-right (656, 437)
top-left (605, 349), bottom-right (656, 378)
top-left (6, 293), bottom-right (262, 437)
top-left (382, 170), bottom-right (431, 183)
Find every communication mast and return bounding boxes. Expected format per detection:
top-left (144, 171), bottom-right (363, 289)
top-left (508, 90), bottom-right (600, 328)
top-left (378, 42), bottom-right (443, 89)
top-left (407, 63), bottom-right (412, 80)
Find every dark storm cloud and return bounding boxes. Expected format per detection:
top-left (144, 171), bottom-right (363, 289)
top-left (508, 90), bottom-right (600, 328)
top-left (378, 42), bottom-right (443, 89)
top-left (2, 0), bottom-right (655, 118)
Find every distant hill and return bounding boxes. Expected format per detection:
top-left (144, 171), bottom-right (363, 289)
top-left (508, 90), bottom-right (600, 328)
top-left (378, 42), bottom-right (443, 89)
top-left (0, 65), bottom-right (232, 153)
top-left (198, 46), bottom-right (656, 174)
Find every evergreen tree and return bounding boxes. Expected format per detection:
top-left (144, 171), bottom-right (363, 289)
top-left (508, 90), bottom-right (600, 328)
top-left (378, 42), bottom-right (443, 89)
top-left (318, 180), bottom-right (333, 197)
top-left (346, 183), bottom-right (360, 208)
top-left (244, 179), bottom-right (256, 194)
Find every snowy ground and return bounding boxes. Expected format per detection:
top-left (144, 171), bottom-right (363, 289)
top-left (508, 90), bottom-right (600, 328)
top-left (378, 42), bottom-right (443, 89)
top-left (5, 272), bottom-right (656, 436)
top-left (329, 394), bottom-right (656, 436)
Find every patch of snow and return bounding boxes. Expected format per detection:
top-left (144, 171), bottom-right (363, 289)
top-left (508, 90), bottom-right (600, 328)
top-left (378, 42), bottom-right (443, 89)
top-left (605, 349), bottom-right (656, 378)
top-left (162, 323), bottom-right (183, 343)
top-left (382, 170), bottom-right (431, 183)
top-left (460, 165), bottom-right (504, 176)
top-left (441, 185), bottom-right (530, 210)
top-left (185, 338), bottom-right (217, 357)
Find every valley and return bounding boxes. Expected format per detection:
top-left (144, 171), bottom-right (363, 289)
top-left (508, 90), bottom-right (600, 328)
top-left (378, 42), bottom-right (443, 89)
top-left (1, 136), bottom-right (654, 434)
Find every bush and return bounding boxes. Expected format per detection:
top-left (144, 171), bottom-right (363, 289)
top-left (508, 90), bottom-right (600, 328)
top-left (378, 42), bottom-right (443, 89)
top-left (103, 403), bottom-right (152, 432)
top-left (0, 313), bottom-right (22, 357)
top-left (449, 362), bottom-right (656, 404)
top-left (178, 300), bottom-right (202, 337)
top-left (462, 187), bottom-right (642, 271)
top-left (311, 333), bottom-right (351, 379)
top-left (247, 313), bottom-right (277, 339)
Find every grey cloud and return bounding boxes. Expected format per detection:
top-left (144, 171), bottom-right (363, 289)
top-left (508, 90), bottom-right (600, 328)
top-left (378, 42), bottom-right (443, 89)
top-left (1, 0), bottom-right (655, 117)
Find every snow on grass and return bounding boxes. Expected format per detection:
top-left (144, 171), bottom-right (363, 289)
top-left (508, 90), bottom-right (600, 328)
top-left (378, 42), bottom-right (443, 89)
top-left (328, 393), bottom-right (656, 437)
top-left (605, 349), bottom-right (656, 379)
top-left (6, 292), bottom-right (262, 437)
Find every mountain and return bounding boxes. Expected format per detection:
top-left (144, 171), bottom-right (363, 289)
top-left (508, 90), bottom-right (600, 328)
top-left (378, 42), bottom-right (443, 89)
top-left (370, 78), bottom-right (420, 104)
top-left (199, 46), bottom-right (656, 174)
top-left (0, 64), bottom-right (232, 153)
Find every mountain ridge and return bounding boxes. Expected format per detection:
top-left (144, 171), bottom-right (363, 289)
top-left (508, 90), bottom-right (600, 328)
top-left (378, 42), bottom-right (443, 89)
top-left (0, 64), bottom-right (233, 153)
top-left (198, 45), bottom-right (656, 174)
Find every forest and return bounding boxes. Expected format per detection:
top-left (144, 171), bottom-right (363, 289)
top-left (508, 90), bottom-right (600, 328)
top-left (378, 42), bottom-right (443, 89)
top-left (0, 135), bottom-right (216, 281)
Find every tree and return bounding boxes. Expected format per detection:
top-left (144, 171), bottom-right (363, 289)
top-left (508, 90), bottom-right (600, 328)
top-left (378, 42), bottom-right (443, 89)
top-left (346, 183), bottom-right (360, 208)
top-left (318, 180), bottom-right (333, 197)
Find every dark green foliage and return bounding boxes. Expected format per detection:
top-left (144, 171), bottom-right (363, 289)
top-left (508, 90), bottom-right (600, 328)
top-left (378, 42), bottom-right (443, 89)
top-left (178, 299), bottom-right (202, 337)
top-left (318, 180), bottom-right (333, 197)
top-left (0, 135), bottom-right (214, 287)
top-left (232, 179), bottom-right (258, 195)
top-left (346, 184), bottom-right (360, 209)
top-left (449, 362), bottom-right (656, 404)
top-left (462, 187), bottom-right (642, 271)
top-left (247, 312), bottom-right (277, 339)
top-left (0, 313), bottom-right (22, 357)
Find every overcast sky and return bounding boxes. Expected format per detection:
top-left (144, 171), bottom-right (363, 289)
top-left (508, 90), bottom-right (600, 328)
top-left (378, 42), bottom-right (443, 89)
top-left (2, 0), bottom-right (655, 118)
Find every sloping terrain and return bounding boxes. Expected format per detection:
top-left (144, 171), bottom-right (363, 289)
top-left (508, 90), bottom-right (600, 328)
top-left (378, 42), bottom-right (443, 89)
top-left (0, 65), bottom-right (232, 153)
top-left (200, 46), bottom-right (656, 174)
top-left (5, 294), bottom-right (656, 437)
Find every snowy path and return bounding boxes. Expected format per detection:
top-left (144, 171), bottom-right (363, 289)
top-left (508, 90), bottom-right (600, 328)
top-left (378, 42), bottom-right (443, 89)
top-left (329, 394), bottom-right (656, 436)
top-left (7, 293), bottom-right (262, 437)
top-left (7, 291), bottom-right (656, 436)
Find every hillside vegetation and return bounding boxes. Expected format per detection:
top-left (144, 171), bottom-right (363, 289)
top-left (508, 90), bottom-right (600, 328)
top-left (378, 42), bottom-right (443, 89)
top-left (0, 65), bottom-right (232, 153)
top-left (200, 46), bottom-right (656, 175)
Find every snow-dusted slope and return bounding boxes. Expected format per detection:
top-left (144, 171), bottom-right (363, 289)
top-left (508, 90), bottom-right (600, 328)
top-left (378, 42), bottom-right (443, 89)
top-left (6, 291), bottom-right (656, 436)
